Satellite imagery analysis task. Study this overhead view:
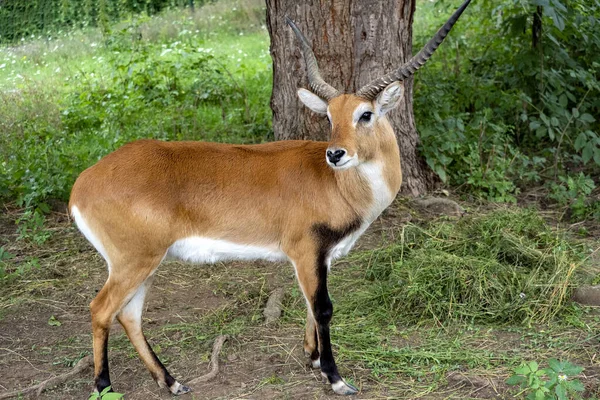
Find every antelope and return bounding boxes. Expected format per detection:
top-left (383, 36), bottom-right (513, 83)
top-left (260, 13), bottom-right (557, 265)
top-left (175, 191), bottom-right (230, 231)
top-left (69, 0), bottom-right (471, 396)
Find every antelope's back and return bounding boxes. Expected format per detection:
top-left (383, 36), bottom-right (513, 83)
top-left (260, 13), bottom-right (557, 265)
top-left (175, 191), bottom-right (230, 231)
top-left (68, 139), bottom-right (348, 251)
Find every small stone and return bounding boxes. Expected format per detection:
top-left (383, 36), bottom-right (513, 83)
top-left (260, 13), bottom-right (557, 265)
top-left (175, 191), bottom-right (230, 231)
top-left (572, 285), bottom-right (600, 306)
top-left (263, 288), bottom-right (286, 324)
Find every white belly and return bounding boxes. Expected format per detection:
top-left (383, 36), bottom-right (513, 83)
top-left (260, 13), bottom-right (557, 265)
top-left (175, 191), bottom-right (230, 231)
top-left (167, 237), bottom-right (288, 264)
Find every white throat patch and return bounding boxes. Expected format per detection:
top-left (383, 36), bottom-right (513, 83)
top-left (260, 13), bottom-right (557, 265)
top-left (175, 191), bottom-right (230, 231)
top-left (328, 162), bottom-right (394, 266)
top-left (358, 161), bottom-right (394, 222)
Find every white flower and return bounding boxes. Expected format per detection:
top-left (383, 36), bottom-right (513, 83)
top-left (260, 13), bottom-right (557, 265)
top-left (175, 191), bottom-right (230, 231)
top-left (558, 374), bottom-right (567, 382)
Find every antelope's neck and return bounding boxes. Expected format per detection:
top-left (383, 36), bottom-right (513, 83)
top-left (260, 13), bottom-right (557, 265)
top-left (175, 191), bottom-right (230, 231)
top-left (337, 134), bottom-right (402, 225)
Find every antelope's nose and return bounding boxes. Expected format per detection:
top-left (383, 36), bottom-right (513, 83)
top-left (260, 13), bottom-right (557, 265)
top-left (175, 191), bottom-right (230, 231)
top-left (326, 149), bottom-right (347, 165)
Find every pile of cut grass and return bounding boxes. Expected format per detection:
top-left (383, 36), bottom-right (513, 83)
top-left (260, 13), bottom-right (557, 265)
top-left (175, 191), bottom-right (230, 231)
top-left (347, 208), bottom-right (590, 325)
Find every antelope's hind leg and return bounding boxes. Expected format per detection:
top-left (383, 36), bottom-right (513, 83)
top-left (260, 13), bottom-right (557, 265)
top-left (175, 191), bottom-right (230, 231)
top-left (290, 251), bottom-right (358, 396)
top-left (304, 311), bottom-right (320, 369)
top-left (89, 268), bottom-right (151, 394)
top-left (117, 275), bottom-right (191, 395)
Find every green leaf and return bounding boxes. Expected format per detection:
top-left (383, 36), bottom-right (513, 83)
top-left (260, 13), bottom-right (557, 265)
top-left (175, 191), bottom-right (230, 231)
top-left (102, 393), bottom-right (124, 400)
top-left (562, 363), bottom-right (584, 376)
top-left (555, 384), bottom-right (567, 400)
top-left (548, 359), bottom-right (561, 372)
top-left (567, 379), bottom-right (585, 392)
top-left (574, 132), bottom-right (587, 151)
top-left (572, 108), bottom-right (579, 118)
top-left (558, 94), bottom-right (567, 107)
top-left (550, 0), bottom-right (567, 12)
top-left (536, 126), bottom-right (547, 138)
top-left (534, 388), bottom-right (545, 400)
top-left (48, 315), bottom-right (61, 327)
top-left (582, 145), bottom-right (593, 164)
top-left (515, 364), bottom-right (531, 375)
top-left (594, 148), bottom-right (600, 166)
top-left (100, 386), bottom-right (112, 396)
top-left (529, 361), bottom-right (539, 372)
top-left (434, 165), bottom-right (447, 183)
top-left (529, 121), bottom-right (541, 130)
top-left (580, 113), bottom-right (596, 123)
top-left (506, 375), bottom-right (526, 385)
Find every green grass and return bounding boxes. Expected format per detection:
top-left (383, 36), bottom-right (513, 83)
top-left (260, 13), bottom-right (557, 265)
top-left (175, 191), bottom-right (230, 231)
top-left (0, 0), bottom-right (270, 208)
top-left (350, 208), bottom-right (591, 325)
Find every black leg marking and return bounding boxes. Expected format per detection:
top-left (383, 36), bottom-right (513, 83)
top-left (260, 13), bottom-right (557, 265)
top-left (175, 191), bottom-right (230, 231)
top-left (144, 338), bottom-right (191, 395)
top-left (145, 338), bottom-right (176, 387)
top-left (96, 333), bottom-right (111, 393)
top-left (313, 268), bottom-right (340, 383)
top-left (311, 219), bottom-right (361, 395)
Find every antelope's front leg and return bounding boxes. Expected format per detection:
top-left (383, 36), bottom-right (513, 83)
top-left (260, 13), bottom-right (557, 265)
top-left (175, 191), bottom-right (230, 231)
top-left (292, 253), bottom-right (358, 395)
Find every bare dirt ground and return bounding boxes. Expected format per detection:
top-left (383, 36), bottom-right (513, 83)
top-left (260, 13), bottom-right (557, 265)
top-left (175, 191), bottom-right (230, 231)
top-left (0, 198), bottom-right (598, 399)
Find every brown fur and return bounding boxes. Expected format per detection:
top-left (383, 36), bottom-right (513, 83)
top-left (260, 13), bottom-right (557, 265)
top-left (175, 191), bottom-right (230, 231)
top-left (69, 92), bottom-right (402, 394)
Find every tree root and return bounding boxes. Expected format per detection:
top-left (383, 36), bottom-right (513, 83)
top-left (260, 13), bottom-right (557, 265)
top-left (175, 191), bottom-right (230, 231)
top-left (0, 355), bottom-right (93, 399)
top-left (188, 335), bottom-right (229, 385)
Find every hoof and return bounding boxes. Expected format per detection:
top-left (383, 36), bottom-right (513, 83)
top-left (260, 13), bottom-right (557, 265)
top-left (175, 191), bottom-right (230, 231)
top-left (331, 379), bottom-right (358, 395)
top-left (170, 381), bottom-right (192, 395)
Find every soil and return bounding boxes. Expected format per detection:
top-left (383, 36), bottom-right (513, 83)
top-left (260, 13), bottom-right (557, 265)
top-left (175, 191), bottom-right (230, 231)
top-left (0, 197), bottom-right (597, 399)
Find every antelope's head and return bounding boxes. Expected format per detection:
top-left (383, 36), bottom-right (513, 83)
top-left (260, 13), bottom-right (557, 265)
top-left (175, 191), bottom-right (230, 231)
top-left (287, 0), bottom-right (471, 171)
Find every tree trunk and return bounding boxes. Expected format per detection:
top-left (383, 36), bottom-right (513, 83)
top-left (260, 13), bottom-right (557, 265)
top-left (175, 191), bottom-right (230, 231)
top-left (266, 0), bottom-right (436, 196)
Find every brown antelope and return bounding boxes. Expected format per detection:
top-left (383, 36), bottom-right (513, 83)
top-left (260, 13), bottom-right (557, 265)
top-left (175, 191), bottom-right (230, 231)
top-left (69, 0), bottom-right (471, 396)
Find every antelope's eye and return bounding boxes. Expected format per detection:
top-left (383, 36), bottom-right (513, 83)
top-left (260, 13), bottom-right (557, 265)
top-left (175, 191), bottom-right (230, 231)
top-left (326, 115), bottom-right (331, 125)
top-left (360, 111), bottom-right (373, 122)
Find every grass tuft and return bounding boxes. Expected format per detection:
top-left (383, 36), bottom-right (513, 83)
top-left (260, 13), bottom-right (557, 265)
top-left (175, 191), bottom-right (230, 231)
top-left (349, 208), bottom-right (590, 325)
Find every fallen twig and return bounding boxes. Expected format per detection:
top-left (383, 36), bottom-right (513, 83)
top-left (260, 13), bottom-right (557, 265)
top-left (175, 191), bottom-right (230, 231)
top-left (188, 335), bottom-right (229, 385)
top-left (0, 355), bottom-right (93, 399)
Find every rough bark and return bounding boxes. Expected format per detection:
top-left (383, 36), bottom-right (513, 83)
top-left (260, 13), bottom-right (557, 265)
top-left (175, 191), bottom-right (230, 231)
top-left (266, 0), bottom-right (436, 195)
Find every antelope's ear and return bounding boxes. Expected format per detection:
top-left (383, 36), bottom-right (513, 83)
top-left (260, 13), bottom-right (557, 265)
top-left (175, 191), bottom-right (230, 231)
top-left (298, 88), bottom-right (328, 114)
top-left (375, 82), bottom-right (404, 116)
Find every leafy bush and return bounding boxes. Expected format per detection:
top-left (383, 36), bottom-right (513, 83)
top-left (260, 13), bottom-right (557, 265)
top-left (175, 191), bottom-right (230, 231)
top-left (548, 173), bottom-right (598, 221)
top-left (353, 209), bottom-right (588, 325)
top-left (16, 207), bottom-right (52, 245)
top-left (414, 0), bottom-right (599, 205)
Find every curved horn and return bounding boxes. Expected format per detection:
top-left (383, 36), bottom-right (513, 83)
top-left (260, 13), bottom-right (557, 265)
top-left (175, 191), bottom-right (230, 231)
top-left (286, 16), bottom-right (340, 101)
top-left (356, 0), bottom-right (472, 100)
